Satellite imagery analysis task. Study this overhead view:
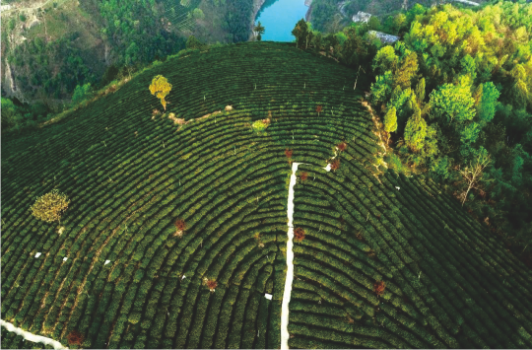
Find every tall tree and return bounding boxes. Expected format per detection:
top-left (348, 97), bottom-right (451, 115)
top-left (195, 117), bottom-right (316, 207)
top-left (394, 52), bottom-right (418, 90)
top-left (404, 103), bottom-right (427, 152)
top-left (149, 75), bottom-right (172, 111)
top-left (477, 82), bottom-right (500, 125)
top-left (429, 76), bottom-right (475, 124)
top-left (459, 147), bottom-right (490, 206)
top-left (372, 46), bottom-right (397, 76)
top-left (292, 19), bottom-right (308, 49)
top-left (254, 22), bottom-right (265, 41)
top-left (384, 107), bottom-right (398, 142)
top-left (415, 78), bottom-right (426, 103)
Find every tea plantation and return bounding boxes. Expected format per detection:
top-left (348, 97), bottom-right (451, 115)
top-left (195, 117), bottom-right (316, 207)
top-left (1, 42), bottom-right (532, 349)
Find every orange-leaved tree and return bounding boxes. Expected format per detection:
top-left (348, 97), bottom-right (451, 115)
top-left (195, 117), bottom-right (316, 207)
top-left (149, 75), bottom-right (172, 111)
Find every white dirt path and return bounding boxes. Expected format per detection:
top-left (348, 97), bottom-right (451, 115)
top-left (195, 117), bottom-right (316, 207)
top-left (1, 319), bottom-right (68, 349)
top-left (280, 161), bottom-right (330, 349)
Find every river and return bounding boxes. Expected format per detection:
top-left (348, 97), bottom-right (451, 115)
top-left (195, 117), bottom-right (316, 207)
top-left (254, 0), bottom-right (309, 42)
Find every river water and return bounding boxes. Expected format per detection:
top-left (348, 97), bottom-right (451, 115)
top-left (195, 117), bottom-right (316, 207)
top-left (254, 0), bottom-right (308, 42)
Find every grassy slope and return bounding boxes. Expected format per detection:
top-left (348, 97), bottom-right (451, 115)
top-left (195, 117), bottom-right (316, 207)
top-left (1, 42), bottom-right (532, 349)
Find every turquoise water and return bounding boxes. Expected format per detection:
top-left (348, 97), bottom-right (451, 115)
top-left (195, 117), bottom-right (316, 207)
top-left (255, 0), bottom-right (308, 42)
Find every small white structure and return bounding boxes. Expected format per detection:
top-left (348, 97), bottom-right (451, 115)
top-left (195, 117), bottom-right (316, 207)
top-left (181, 275), bottom-right (186, 280)
top-left (63, 257), bottom-right (68, 262)
top-left (352, 11), bottom-right (372, 23)
top-left (34, 252), bottom-right (42, 258)
top-left (264, 293), bottom-right (272, 300)
top-left (368, 30), bottom-right (399, 44)
top-left (395, 186), bottom-right (400, 191)
top-left (104, 260), bottom-right (111, 265)
top-left (450, 0), bottom-right (479, 6)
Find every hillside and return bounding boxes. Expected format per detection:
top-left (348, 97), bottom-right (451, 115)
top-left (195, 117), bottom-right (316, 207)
top-left (2, 42), bottom-right (532, 349)
top-left (0, 0), bottom-right (256, 103)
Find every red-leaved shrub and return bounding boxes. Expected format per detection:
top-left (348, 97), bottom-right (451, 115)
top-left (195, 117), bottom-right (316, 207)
top-left (203, 278), bottom-right (218, 292)
top-left (67, 330), bottom-right (84, 346)
top-left (285, 149), bottom-right (293, 158)
top-left (175, 219), bottom-right (186, 231)
top-left (374, 280), bottom-right (386, 296)
top-left (337, 142), bottom-right (347, 152)
top-left (174, 219), bottom-right (186, 237)
top-left (294, 227), bottom-right (305, 241)
top-left (300, 172), bottom-right (308, 181)
top-left (331, 159), bottom-right (340, 171)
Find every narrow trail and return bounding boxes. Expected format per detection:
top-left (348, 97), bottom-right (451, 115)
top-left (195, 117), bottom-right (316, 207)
top-left (0, 319), bottom-right (68, 349)
top-left (280, 161), bottom-right (330, 350)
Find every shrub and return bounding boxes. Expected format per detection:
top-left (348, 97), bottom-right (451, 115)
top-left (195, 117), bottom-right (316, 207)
top-left (31, 190), bottom-right (70, 223)
top-left (300, 172), bottom-right (308, 181)
top-left (330, 159), bottom-right (340, 171)
top-left (67, 330), bottom-right (84, 346)
top-left (174, 219), bottom-right (186, 237)
top-left (337, 142), bottom-right (347, 152)
top-left (374, 280), bottom-right (386, 296)
top-left (294, 227), bottom-right (305, 241)
top-left (252, 120), bottom-right (268, 133)
top-left (203, 278), bottom-right (218, 292)
top-left (285, 149), bottom-right (293, 158)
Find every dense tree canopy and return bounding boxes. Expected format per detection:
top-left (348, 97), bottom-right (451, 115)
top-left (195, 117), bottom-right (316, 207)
top-left (364, 1), bottom-right (532, 251)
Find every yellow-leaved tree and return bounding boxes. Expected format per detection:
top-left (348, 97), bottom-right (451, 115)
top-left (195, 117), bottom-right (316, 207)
top-left (149, 75), bottom-right (172, 111)
top-left (31, 190), bottom-right (70, 223)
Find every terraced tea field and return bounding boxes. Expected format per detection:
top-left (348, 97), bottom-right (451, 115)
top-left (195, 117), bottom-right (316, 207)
top-left (2, 42), bottom-right (532, 349)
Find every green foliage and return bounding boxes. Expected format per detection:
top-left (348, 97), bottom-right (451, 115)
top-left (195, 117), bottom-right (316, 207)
top-left (404, 113), bottom-right (427, 152)
top-left (191, 8), bottom-right (205, 20)
top-left (1, 97), bottom-right (19, 129)
top-left (415, 78), bottom-right (426, 103)
top-left (460, 54), bottom-right (477, 82)
top-left (384, 106), bottom-right (397, 134)
top-left (372, 46), bottom-right (397, 76)
top-left (429, 76), bottom-right (475, 124)
top-left (252, 120), bottom-right (269, 133)
top-left (98, 0), bottom-right (184, 67)
top-left (477, 82), bottom-right (500, 125)
top-left (254, 22), bottom-right (265, 41)
top-left (292, 19), bottom-right (309, 49)
top-left (71, 83), bottom-right (92, 105)
top-left (186, 35), bottom-right (207, 50)
top-left (393, 52), bottom-right (418, 90)
top-left (371, 71), bottom-right (394, 106)
top-left (10, 34), bottom-right (94, 99)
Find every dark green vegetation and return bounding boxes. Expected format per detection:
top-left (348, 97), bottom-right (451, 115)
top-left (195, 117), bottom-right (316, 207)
top-left (293, 1), bottom-right (532, 259)
top-left (0, 325), bottom-right (54, 349)
top-left (368, 2), bottom-right (532, 254)
top-left (2, 42), bottom-right (532, 349)
top-left (1, 0), bottom-right (255, 103)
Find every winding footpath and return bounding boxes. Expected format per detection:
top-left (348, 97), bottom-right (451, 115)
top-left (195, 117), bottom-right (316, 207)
top-left (0, 319), bottom-right (68, 349)
top-left (280, 161), bottom-right (330, 349)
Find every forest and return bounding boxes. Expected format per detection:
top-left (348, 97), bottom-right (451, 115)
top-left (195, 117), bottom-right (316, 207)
top-left (292, 1), bottom-right (532, 258)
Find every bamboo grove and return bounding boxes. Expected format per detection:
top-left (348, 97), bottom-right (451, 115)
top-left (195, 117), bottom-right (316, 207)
top-left (1, 42), bottom-right (532, 349)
